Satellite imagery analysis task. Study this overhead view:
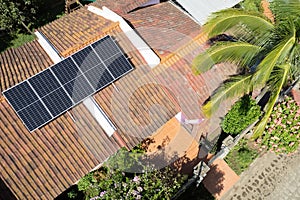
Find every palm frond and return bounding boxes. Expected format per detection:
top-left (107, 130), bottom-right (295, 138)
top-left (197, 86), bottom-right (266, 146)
top-left (202, 74), bottom-right (252, 117)
top-left (252, 63), bottom-right (291, 139)
top-left (252, 32), bottom-right (296, 87)
top-left (192, 42), bottom-right (261, 74)
top-left (271, 0), bottom-right (300, 20)
top-left (202, 9), bottom-right (274, 39)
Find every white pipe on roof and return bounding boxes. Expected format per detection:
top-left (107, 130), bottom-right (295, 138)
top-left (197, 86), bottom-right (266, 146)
top-left (87, 5), bottom-right (161, 68)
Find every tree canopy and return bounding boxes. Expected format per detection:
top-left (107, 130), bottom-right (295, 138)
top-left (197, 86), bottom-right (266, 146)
top-left (192, 0), bottom-right (300, 138)
top-left (0, 0), bottom-right (39, 33)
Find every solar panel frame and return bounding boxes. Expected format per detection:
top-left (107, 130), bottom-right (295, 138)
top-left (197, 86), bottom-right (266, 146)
top-left (2, 35), bottom-right (135, 132)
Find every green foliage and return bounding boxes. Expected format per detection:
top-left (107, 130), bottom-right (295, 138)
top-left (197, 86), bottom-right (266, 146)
top-left (239, 0), bottom-right (263, 12)
top-left (10, 34), bottom-right (36, 48)
top-left (0, 0), bottom-right (64, 52)
top-left (77, 166), bottom-right (185, 200)
top-left (225, 139), bottom-right (259, 175)
top-left (0, 0), bottom-right (37, 33)
top-left (105, 147), bottom-right (145, 172)
top-left (75, 145), bottom-right (185, 200)
top-left (221, 95), bottom-right (261, 135)
top-left (67, 190), bottom-right (78, 199)
top-left (256, 96), bottom-right (300, 154)
top-left (193, 0), bottom-right (300, 138)
top-left (78, 173), bottom-right (99, 199)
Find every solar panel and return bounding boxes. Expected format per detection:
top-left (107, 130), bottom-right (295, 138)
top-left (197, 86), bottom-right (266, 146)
top-left (64, 75), bottom-right (94, 103)
top-left (17, 100), bottom-right (52, 131)
top-left (92, 36), bottom-right (120, 61)
top-left (2, 35), bottom-right (134, 132)
top-left (3, 81), bottom-right (39, 111)
top-left (72, 46), bottom-right (101, 72)
top-left (28, 69), bottom-right (61, 97)
top-left (42, 87), bottom-right (73, 117)
top-left (84, 63), bottom-right (114, 90)
top-left (52, 57), bottom-right (82, 85)
top-left (104, 54), bottom-right (134, 79)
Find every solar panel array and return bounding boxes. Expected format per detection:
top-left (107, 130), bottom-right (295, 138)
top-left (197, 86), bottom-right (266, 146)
top-left (3, 35), bottom-right (134, 132)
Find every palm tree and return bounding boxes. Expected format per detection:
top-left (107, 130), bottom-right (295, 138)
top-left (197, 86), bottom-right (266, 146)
top-left (192, 0), bottom-right (300, 138)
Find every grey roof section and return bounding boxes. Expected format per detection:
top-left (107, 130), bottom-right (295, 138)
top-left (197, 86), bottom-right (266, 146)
top-left (175, 0), bottom-right (242, 25)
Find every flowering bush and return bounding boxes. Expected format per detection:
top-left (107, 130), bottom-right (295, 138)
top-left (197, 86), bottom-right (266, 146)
top-left (74, 147), bottom-right (185, 200)
top-left (77, 166), bottom-right (184, 200)
top-left (256, 96), bottom-right (300, 154)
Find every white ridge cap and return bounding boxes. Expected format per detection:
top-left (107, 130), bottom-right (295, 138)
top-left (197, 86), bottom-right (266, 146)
top-left (88, 5), bottom-right (161, 68)
top-left (83, 97), bottom-right (116, 137)
top-left (35, 31), bottom-right (62, 63)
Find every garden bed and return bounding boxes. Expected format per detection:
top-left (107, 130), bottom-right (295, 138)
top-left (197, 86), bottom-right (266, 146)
top-left (224, 139), bottom-right (259, 175)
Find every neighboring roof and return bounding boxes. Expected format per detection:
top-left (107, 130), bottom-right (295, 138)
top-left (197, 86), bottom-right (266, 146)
top-left (175, 0), bottom-right (242, 25)
top-left (202, 158), bottom-right (240, 199)
top-left (91, 0), bottom-right (149, 15)
top-left (92, 1), bottom-right (201, 58)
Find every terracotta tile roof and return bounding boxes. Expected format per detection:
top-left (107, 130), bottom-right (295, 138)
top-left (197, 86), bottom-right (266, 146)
top-left (0, 5), bottom-right (182, 199)
top-left (0, 40), bottom-right (53, 93)
top-left (92, 30), bottom-right (181, 148)
top-left (38, 7), bottom-right (119, 57)
top-left (93, 1), bottom-right (201, 58)
top-left (92, 0), bottom-right (149, 15)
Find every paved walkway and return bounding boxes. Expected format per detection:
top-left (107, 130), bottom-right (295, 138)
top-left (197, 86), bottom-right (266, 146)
top-left (203, 158), bottom-right (239, 199)
top-left (221, 149), bottom-right (300, 200)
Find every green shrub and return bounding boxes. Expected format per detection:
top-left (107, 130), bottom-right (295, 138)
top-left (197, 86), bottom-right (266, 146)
top-left (225, 139), bottom-right (258, 175)
top-left (77, 166), bottom-right (185, 200)
top-left (221, 95), bottom-right (261, 135)
top-left (75, 146), bottom-right (186, 200)
top-left (256, 96), bottom-right (300, 154)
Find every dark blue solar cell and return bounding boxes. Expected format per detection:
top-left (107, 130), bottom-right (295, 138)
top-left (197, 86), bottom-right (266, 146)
top-left (84, 64), bottom-right (114, 91)
top-left (51, 57), bottom-right (82, 85)
top-left (3, 81), bottom-right (39, 111)
top-left (28, 69), bottom-right (61, 98)
top-left (104, 54), bottom-right (134, 79)
top-left (17, 100), bottom-right (52, 132)
top-left (63, 75), bottom-right (94, 103)
top-left (72, 46), bottom-right (102, 72)
top-left (92, 36), bottom-right (120, 61)
top-left (42, 87), bottom-right (73, 117)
